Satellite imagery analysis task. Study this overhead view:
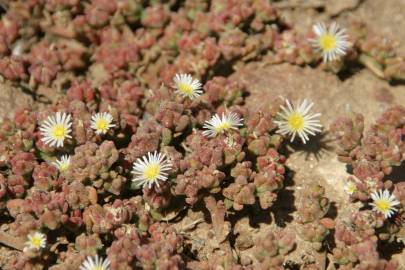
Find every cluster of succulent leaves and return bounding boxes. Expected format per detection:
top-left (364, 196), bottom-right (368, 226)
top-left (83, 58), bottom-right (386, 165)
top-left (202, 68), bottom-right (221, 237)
top-left (0, 0), bottom-right (404, 269)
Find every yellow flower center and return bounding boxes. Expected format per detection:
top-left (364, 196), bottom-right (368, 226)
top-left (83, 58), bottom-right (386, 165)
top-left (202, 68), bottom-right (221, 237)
top-left (143, 164), bottom-right (161, 181)
top-left (96, 119), bottom-right (109, 132)
top-left (375, 199), bottom-right (391, 213)
top-left (319, 34), bottom-right (337, 52)
top-left (92, 267), bottom-right (104, 270)
top-left (347, 184), bottom-right (356, 194)
top-left (52, 124), bottom-right (66, 139)
top-left (215, 122), bottom-right (231, 133)
top-left (287, 112), bottom-right (305, 131)
top-left (31, 237), bottom-right (42, 248)
top-left (59, 163), bottom-right (69, 172)
top-left (178, 83), bottom-right (193, 96)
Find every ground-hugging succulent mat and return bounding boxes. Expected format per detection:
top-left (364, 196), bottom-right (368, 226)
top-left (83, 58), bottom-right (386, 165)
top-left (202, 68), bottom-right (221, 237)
top-left (0, 0), bottom-right (404, 269)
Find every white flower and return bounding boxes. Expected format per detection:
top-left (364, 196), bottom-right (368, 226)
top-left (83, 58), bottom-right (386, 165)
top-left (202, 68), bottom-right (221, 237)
top-left (202, 112), bottom-right (243, 138)
top-left (39, 112), bottom-right (72, 148)
top-left (173, 73), bottom-right (203, 99)
top-left (310, 22), bottom-right (350, 62)
top-left (344, 181), bottom-right (357, 195)
top-left (80, 255), bottom-right (110, 270)
top-left (131, 151), bottom-right (172, 189)
top-left (90, 112), bottom-right (115, 135)
top-left (366, 178), bottom-right (378, 191)
top-left (370, 189), bottom-right (400, 219)
top-left (274, 99), bottom-right (322, 144)
top-left (25, 232), bottom-right (46, 251)
top-left (52, 155), bottom-right (71, 172)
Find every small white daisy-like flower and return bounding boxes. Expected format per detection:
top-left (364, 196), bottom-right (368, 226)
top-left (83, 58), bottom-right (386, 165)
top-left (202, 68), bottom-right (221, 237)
top-left (25, 232), bottom-right (46, 251)
top-left (310, 22), bottom-right (350, 62)
top-left (344, 181), bottom-right (357, 195)
top-left (202, 112), bottom-right (243, 138)
top-left (173, 73), bottom-right (203, 99)
top-left (39, 112), bottom-right (72, 148)
top-left (52, 155), bottom-right (71, 172)
top-left (366, 178), bottom-right (378, 191)
top-left (370, 189), bottom-right (400, 219)
top-left (80, 255), bottom-right (110, 270)
top-left (90, 112), bottom-right (116, 135)
top-left (131, 151), bottom-right (172, 189)
top-left (274, 99), bottom-right (322, 144)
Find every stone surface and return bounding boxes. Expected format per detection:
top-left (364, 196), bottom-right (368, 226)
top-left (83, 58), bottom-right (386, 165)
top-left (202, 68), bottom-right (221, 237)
top-left (325, 0), bottom-right (360, 16)
top-left (346, 0), bottom-right (405, 55)
top-left (0, 81), bottom-right (33, 119)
